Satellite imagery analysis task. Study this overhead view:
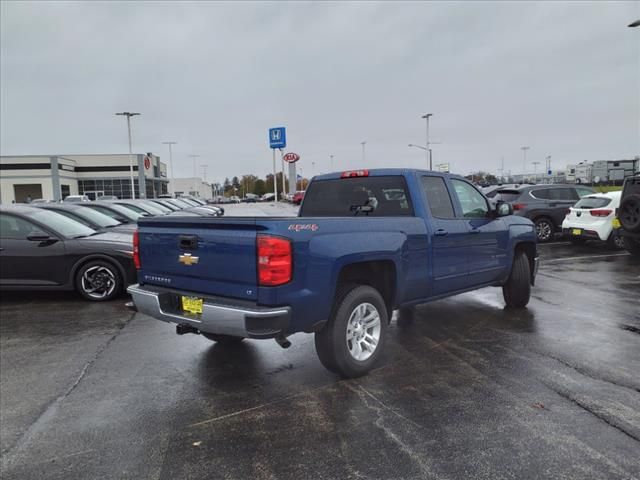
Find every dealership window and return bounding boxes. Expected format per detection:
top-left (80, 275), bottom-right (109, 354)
top-left (61, 184), bottom-right (70, 199)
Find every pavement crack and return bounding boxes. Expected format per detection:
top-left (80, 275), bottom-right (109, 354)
top-left (546, 383), bottom-right (640, 443)
top-left (0, 311), bottom-right (136, 464)
top-left (537, 351), bottom-right (640, 394)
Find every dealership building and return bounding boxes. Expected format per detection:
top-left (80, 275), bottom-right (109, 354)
top-left (0, 153), bottom-right (168, 203)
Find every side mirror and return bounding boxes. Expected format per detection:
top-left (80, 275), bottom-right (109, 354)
top-left (27, 230), bottom-right (52, 242)
top-left (496, 202), bottom-right (513, 217)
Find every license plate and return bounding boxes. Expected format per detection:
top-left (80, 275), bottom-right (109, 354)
top-left (571, 228), bottom-right (582, 236)
top-left (181, 296), bottom-right (203, 314)
top-left (612, 218), bottom-right (621, 229)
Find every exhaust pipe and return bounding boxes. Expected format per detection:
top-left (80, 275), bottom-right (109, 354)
top-left (275, 335), bottom-right (291, 349)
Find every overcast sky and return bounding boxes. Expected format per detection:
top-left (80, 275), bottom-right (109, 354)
top-left (1, 1), bottom-right (638, 182)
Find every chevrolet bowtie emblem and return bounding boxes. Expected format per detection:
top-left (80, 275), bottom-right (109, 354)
top-left (179, 253), bottom-right (199, 266)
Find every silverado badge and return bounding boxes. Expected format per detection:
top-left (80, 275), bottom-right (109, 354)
top-left (179, 253), bottom-right (199, 266)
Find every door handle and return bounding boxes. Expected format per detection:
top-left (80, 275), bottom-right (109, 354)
top-left (434, 229), bottom-right (448, 236)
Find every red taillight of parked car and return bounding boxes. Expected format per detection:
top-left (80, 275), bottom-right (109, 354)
top-left (512, 203), bottom-right (526, 211)
top-left (565, 208), bottom-right (572, 216)
top-left (590, 209), bottom-right (612, 217)
top-left (341, 170), bottom-right (369, 178)
top-left (133, 230), bottom-right (141, 269)
top-left (257, 235), bottom-right (292, 286)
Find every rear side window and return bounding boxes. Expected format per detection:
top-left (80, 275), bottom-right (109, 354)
top-left (574, 197), bottom-right (612, 209)
top-left (530, 188), bottom-right (552, 200)
top-left (575, 187), bottom-right (595, 198)
top-left (551, 188), bottom-right (577, 200)
top-left (492, 190), bottom-right (521, 202)
top-left (300, 176), bottom-right (413, 217)
top-left (421, 176), bottom-right (455, 218)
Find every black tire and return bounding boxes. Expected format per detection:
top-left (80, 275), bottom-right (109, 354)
top-left (534, 217), bottom-right (555, 243)
top-left (623, 236), bottom-right (640, 256)
top-left (619, 194), bottom-right (640, 233)
top-left (75, 259), bottom-right (122, 301)
top-left (315, 285), bottom-right (388, 378)
top-left (502, 251), bottom-right (531, 309)
top-left (607, 232), bottom-right (625, 250)
top-left (201, 333), bottom-right (245, 345)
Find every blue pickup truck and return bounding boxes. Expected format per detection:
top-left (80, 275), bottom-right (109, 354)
top-left (128, 169), bottom-right (539, 377)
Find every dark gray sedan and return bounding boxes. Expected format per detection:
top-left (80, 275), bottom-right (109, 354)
top-left (0, 205), bottom-right (136, 301)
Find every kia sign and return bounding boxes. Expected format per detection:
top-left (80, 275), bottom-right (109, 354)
top-left (144, 155), bottom-right (152, 170)
top-left (283, 152), bottom-right (300, 163)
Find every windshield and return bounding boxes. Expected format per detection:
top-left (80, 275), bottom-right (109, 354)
top-left (88, 204), bottom-right (141, 222)
top-left (139, 201), bottom-right (169, 214)
top-left (29, 209), bottom-right (97, 238)
top-left (71, 207), bottom-right (121, 227)
top-left (574, 197), bottom-right (612, 209)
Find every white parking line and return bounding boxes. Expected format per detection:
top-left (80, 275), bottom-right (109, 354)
top-left (544, 253), bottom-right (630, 263)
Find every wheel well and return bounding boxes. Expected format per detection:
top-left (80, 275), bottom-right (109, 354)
top-left (336, 261), bottom-right (396, 318)
top-left (515, 242), bottom-right (536, 284)
top-left (70, 255), bottom-right (125, 291)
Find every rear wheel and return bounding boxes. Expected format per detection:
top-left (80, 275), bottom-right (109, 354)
top-left (623, 236), bottom-right (640, 256)
top-left (607, 232), bottom-right (625, 250)
top-left (315, 285), bottom-right (388, 378)
top-left (502, 251), bottom-right (531, 309)
top-left (534, 217), bottom-right (555, 243)
top-left (201, 333), bottom-right (245, 345)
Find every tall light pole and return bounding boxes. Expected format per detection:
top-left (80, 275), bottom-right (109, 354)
top-left (188, 155), bottom-right (200, 195)
top-left (115, 112), bottom-right (140, 199)
top-left (532, 161), bottom-right (540, 183)
top-left (422, 113), bottom-right (433, 170)
top-left (162, 141), bottom-right (177, 197)
top-left (329, 154), bottom-right (334, 172)
top-left (361, 141), bottom-right (367, 164)
top-left (545, 155), bottom-right (552, 178)
top-left (521, 146), bottom-right (530, 173)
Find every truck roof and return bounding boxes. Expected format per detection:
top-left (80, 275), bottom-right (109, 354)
top-left (312, 168), bottom-right (466, 182)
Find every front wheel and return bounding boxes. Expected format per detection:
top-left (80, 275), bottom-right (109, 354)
top-left (75, 260), bottom-right (122, 301)
top-left (502, 252), bottom-right (531, 309)
top-left (623, 236), bottom-right (640, 256)
top-left (315, 285), bottom-right (388, 378)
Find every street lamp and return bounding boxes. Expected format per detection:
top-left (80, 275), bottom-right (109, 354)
top-left (115, 112), bottom-right (140, 199)
top-left (361, 141), bottom-right (367, 164)
top-left (188, 155), bottom-right (200, 195)
top-left (628, 19), bottom-right (640, 27)
top-left (422, 113), bottom-right (433, 170)
top-left (521, 146), bottom-right (530, 173)
top-left (329, 154), bottom-right (334, 172)
top-left (408, 143), bottom-right (427, 151)
top-left (532, 161), bottom-right (540, 183)
top-left (162, 141), bottom-right (177, 197)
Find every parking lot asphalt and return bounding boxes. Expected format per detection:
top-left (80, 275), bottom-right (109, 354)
top-left (1, 206), bottom-right (639, 480)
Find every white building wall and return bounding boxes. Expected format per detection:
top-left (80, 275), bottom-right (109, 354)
top-left (171, 178), bottom-right (212, 199)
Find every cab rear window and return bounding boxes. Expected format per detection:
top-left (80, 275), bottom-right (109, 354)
top-left (300, 176), bottom-right (413, 217)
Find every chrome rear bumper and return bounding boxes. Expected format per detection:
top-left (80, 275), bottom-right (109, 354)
top-left (127, 284), bottom-right (290, 338)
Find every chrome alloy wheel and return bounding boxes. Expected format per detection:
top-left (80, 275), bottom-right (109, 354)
top-left (80, 265), bottom-right (117, 299)
top-left (535, 219), bottom-right (553, 242)
top-left (346, 302), bottom-right (381, 361)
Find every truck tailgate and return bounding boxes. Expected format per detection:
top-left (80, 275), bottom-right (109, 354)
top-left (138, 217), bottom-right (259, 300)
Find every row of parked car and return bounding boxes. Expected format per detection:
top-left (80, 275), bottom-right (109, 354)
top-left (0, 196), bottom-right (224, 301)
top-left (482, 183), bottom-right (628, 248)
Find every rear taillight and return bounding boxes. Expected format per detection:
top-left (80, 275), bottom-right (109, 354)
top-left (565, 208), bottom-right (572, 216)
top-left (590, 209), bottom-right (612, 217)
top-left (341, 170), bottom-right (369, 178)
top-left (512, 203), bottom-right (526, 211)
top-left (257, 235), bottom-right (292, 286)
top-left (133, 230), bottom-right (141, 269)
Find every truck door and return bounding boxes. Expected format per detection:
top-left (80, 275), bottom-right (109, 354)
top-left (420, 176), bottom-right (470, 295)
top-left (449, 179), bottom-right (509, 285)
